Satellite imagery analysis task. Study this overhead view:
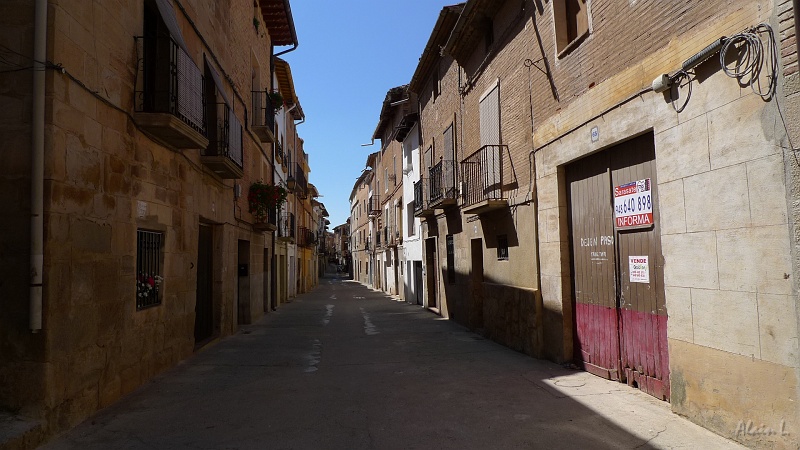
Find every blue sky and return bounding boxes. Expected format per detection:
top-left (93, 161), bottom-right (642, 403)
top-left (281, 1), bottom-right (457, 228)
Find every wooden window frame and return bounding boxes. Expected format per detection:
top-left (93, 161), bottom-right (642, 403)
top-left (553, 0), bottom-right (591, 58)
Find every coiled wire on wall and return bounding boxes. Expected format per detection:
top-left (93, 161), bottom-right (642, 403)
top-left (720, 23), bottom-right (778, 100)
top-left (671, 23), bottom-right (777, 112)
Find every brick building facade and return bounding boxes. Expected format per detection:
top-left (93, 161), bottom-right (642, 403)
top-left (403, 0), bottom-right (800, 448)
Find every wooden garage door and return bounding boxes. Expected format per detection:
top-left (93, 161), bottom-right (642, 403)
top-left (566, 132), bottom-right (669, 401)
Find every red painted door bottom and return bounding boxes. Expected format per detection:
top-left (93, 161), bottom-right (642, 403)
top-left (567, 132), bottom-right (670, 402)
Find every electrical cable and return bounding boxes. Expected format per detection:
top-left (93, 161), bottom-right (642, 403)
top-left (670, 23), bottom-right (777, 113)
top-left (720, 23), bottom-right (777, 100)
top-left (670, 70), bottom-right (692, 113)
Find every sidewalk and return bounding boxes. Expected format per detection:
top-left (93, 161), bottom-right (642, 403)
top-left (41, 275), bottom-right (747, 449)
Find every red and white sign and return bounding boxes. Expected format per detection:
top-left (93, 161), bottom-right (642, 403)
top-left (614, 178), bottom-right (653, 229)
top-left (629, 256), bottom-right (650, 283)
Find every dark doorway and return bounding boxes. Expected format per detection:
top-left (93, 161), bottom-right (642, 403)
top-left (414, 261), bottom-right (423, 306)
top-left (194, 224), bottom-right (214, 346)
top-left (237, 240), bottom-right (251, 325)
top-left (271, 254), bottom-right (278, 310)
top-left (470, 238), bottom-right (484, 330)
top-left (425, 237), bottom-right (438, 309)
top-left (263, 248), bottom-right (270, 313)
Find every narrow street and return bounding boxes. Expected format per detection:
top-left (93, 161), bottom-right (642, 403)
top-left (43, 274), bottom-right (743, 450)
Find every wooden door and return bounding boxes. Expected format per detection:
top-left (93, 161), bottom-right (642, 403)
top-left (610, 135), bottom-right (669, 400)
top-left (566, 132), bottom-right (669, 400)
top-left (567, 150), bottom-right (621, 381)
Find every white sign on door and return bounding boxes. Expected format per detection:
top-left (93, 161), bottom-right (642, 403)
top-left (629, 256), bottom-right (650, 283)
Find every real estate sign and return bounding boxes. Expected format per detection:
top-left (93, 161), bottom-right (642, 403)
top-left (614, 178), bottom-right (653, 229)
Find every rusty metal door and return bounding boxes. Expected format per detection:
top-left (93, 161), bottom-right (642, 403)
top-left (566, 132), bottom-right (669, 401)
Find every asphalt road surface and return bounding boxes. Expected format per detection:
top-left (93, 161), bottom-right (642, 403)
top-left (43, 274), bottom-right (744, 449)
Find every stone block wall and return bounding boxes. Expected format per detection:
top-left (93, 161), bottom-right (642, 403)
top-left (0, 0), bottom-right (285, 441)
top-left (528, 1), bottom-right (799, 445)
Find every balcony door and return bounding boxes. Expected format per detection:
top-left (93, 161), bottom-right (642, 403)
top-left (479, 83), bottom-right (501, 198)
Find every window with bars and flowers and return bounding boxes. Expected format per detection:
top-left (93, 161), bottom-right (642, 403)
top-left (136, 229), bottom-right (164, 309)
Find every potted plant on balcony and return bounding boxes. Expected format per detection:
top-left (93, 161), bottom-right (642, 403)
top-left (248, 181), bottom-right (287, 231)
top-left (268, 90), bottom-right (284, 112)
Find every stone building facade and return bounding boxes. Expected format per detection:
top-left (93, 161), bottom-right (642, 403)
top-left (406, 0), bottom-right (800, 448)
top-left (0, 0), bottom-right (317, 446)
top-left (349, 166), bottom-right (373, 286)
top-left (370, 85), bottom-right (413, 300)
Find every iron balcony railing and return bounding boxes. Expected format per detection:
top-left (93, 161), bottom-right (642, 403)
top-left (413, 178), bottom-right (428, 214)
top-left (251, 90), bottom-right (275, 133)
top-left (461, 144), bottom-right (508, 208)
top-left (279, 211), bottom-right (295, 239)
top-left (253, 205), bottom-right (278, 230)
top-left (368, 195), bottom-right (381, 216)
top-left (288, 162), bottom-right (308, 197)
top-left (384, 225), bottom-right (398, 247)
top-left (275, 140), bottom-right (285, 164)
top-left (134, 35), bottom-right (206, 136)
top-left (429, 160), bottom-right (457, 206)
top-left (201, 103), bottom-right (243, 169)
top-left (297, 226), bottom-right (316, 248)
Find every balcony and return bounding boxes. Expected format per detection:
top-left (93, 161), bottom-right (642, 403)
top-left (429, 160), bottom-right (457, 209)
top-left (385, 226), bottom-right (399, 247)
top-left (275, 141), bottom-right (285, 165)
top-left (134, 36), bottom-right (208, 150)
top-left (461, 145), bottom-right (509, 215)
top-left (201, 103), bottom-right (243, 179)
top-left (251, 90), bottom-right (276, 143)
top-left (287, 162), bottom-right (308, 198)
top-left (298, 226), bottom-right (316, 248)
top-left (278, 211), bottom-right (295, 242)
top-left (368, 196), bottom-right (381, 217)
top-left (253, 206), bottom-right (277, 232)
top-left (413, 178), bottom-right (434, 217)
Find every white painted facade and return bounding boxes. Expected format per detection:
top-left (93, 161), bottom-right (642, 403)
top-left (401, 124), bottom-right (423, 305)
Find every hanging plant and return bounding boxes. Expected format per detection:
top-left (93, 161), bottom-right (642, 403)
top-left (253, 17), bottom-right (260, 31)
top-left (269, 90), bottom-right (284, 111)
top-left (248, 181), bottom-right (288, 221)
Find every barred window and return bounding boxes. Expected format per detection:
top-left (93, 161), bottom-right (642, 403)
top-left (446, 234), bottom-right (455, 284)
top-left (136, 229), bottom-right (164, 309)
top-left (497, 234), bottom-right (509, 261)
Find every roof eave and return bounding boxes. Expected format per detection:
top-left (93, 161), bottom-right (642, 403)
top-left (259, 0), bottom-right (298, 47)
top-left (409, 4), bottom-right (465, 93)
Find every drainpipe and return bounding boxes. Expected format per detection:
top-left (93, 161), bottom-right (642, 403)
top-left (30, 0), bottom-right (47, 333)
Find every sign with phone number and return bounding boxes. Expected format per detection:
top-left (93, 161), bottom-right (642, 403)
top-left (614, 178), bottom-right (653, 229)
